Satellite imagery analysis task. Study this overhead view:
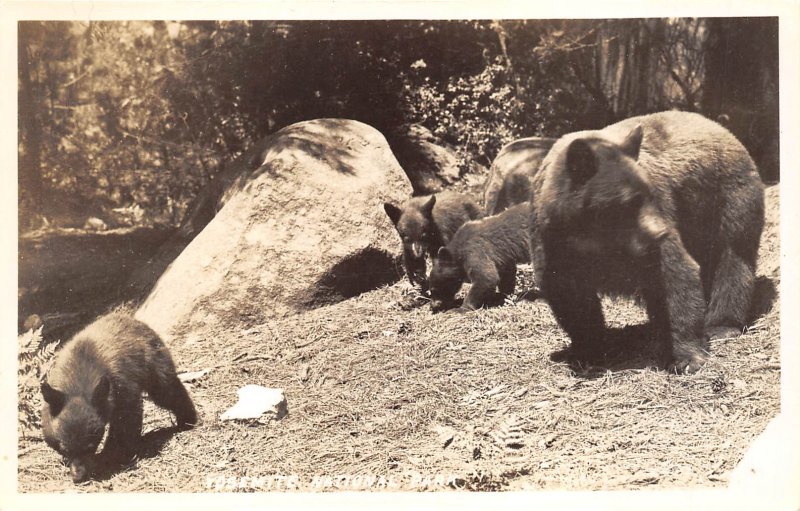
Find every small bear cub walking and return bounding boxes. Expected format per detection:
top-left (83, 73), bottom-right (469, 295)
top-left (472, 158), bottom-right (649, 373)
top-left (41, 313), bottom-right (197, 483)
top-left (429, 201), bottom-right (532, 312)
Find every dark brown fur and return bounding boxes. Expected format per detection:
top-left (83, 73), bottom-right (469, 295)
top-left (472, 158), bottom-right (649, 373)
top-left (41, 314), bottom-right (197, 483)
top-left (430, 202), bottom-right (532, 311)
top-left (384, 191), bottom-right (483, 289)
top-left (483, 137), bottom-right (555, 216)
top-left (530, 111), bottom-right (765, 373)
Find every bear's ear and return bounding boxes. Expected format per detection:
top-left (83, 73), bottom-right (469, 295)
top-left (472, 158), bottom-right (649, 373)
top-left (41, 380), bottom-right (66, 415)
top-left (384, 202), bottom-right (402, 226)
top-left (421, 195), bottom-right (436, 218)
top-left (565, 139), bottom-right (597, 188)
top-left (437, 246), bottom-right (453, 261)
top-left (91, 375), bottom-right (111, 410)
top-left (619, 125), bottom-right (643, 160)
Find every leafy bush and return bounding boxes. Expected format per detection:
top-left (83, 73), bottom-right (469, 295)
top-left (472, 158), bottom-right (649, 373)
top-left (403, 58), bottom-right (526, 172)
top-left (18, 327), bottom-right (60, 438)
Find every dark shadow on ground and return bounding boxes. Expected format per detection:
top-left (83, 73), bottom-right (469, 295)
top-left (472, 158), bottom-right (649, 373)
top-left (90, 426), bottom-right (184, 482)
top-left (547, 275), bottom-right (778, 378)
top-left (549, 323), bottom-right (664, 378)
top-left (304, 248), bottom-right (404, 309)
top-left (18, 227), bottom-right (174, 340)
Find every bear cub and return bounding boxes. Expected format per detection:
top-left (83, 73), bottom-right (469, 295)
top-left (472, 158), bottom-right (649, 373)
top-left (529, 111), bottom-right (764, 373)
top-left (384, 191), bottom-right (482, 290)
top-left (41, 313), bottom-right (197, 483)
top-left (429, 201), bottom-right (532, 312)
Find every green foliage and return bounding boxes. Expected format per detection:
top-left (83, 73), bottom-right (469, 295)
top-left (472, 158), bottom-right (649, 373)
top-left (18, 19), bottom-right (778, 233)
top-left (403, 58), bottom-right (526, 170)
top-left (18, 327), bottom-right (59, 438)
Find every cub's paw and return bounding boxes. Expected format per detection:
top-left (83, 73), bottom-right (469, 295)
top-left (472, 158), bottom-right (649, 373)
top-left (429, 300), bottom-right (448, 313)
top-left (398, 294), bottom-right (428, 311)
top-left (669, 344), bottom-right (710, 374)
top-left (705, 326), bottom-right (743, 341)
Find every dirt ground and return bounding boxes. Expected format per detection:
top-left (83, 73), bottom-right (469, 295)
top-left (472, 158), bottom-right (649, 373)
top-left (17, 186), bottom-right (780, 493)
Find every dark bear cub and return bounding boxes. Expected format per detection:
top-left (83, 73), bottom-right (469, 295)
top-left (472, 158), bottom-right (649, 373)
top-left (41, 313), bottom-right (197, 483)
top-left (429, 201), bottom-right (532, 312)
top-left (384, 191), bottom-right (483, 290)
top-left (529, 111), bottom-right (764, 373)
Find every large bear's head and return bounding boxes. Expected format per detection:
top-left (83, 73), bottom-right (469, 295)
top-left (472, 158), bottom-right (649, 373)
top-left (541, 125), bottom-right (668, 258)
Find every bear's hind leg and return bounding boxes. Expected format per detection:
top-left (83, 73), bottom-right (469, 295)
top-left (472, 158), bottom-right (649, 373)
top-left (705, 183), bottom-right (763, 340)
top-left (704, 245), bottom-right (756, 340)
top-left (461, 264), bottom-right (501, 311)
top-left (149, 369), bottom-right (198, 430)
top-left (498, 266), bottom-right (517, 296)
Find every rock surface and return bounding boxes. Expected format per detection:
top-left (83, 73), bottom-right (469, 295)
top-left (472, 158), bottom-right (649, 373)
top-left (136, 119), bottom-right (412, 336)
top-left (386, 124), bottom-right (485, 194)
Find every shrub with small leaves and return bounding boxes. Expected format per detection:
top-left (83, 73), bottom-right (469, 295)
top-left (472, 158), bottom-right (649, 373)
top-left (18, 327), bottom-right (60, 438)
top-left (403, 58), bottom-right (526, 173)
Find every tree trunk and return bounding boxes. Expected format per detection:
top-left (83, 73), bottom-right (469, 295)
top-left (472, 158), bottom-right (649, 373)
top-left (18, 23), bottom-right (44, 214)
top-left (703, 18), bottom-right (779, 183)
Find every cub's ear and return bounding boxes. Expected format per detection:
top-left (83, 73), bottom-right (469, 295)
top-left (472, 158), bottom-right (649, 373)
top-left (619, 124), bottom-right (643, 160)
top-left (383, 202), bottom-right (402, 226)
top-left (421, 195), bottom-right (436, 218)
top-left (437, 246), bottom-right (453, 261)
top-left (91, 375), bottom-right (111, 410)
top-left (41, 381), bottom-right (66, 415)
top-left (565, 139), bottom-right (597, 189)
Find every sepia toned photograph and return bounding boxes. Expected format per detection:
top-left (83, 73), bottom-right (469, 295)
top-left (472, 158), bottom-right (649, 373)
top-left (7, 4), bottom-right (797, 507)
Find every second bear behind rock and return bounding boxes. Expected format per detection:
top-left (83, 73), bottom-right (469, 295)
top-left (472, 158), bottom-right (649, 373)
top-left (483, 136), bottom-right (556, 216)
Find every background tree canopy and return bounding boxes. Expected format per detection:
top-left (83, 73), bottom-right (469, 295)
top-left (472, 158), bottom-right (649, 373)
top-left (18, 18), bottom-right (779, 232)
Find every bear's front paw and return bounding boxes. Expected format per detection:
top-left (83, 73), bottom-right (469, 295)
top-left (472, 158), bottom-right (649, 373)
top-left (669, 344), bottom-right (709, 374)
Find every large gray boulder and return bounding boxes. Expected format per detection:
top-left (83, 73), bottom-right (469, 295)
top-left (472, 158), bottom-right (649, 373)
top-left (135, 119), bottom-right (412, 336)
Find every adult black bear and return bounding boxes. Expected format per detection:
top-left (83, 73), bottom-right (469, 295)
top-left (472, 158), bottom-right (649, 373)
top-left (384, 191), bottom-right (483, 290)
top-left (429, 201), bottom-right (531, 312)
top-left (529, 111), bottom-right (764, 373)
top-left (483, 137), bottom-right (556, 216)
top-left (41, 314), bottom-right (197, 483)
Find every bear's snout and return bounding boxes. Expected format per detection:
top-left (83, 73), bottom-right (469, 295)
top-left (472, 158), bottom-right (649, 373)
top-left (638, 206), bottom-right (668, 243)
top-left (69, 457), bottom-right (91, 483)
